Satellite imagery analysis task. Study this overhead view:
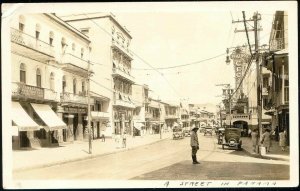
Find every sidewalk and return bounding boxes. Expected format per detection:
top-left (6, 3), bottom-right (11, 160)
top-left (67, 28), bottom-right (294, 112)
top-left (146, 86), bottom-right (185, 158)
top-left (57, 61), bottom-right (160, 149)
top-left (241, 137), bottom-right (290, 161)
top-left (13, 132), bottom-right (172, 172)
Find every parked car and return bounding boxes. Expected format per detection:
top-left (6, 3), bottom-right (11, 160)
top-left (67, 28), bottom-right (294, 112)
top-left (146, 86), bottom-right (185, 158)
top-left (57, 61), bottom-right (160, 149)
top-left (183, 130), bottom-right (191, 137)
top-left (173, 128), bottom-right (184, 139)
top-left (204, 127), bottom-right (213, 136)
top-left (222, 128), bottom-right (242, 150)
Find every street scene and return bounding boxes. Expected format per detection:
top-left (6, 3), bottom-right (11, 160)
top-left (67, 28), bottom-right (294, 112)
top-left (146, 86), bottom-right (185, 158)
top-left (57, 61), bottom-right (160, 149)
top-left (2, 2), bottom-right (298, 189)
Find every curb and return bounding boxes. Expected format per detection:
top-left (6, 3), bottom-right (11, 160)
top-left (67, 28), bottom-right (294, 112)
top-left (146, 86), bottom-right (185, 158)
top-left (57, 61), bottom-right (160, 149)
top-left (13, 137), bottom-right (169, 173)
top-left (242, 148), bottom-right (290, 162)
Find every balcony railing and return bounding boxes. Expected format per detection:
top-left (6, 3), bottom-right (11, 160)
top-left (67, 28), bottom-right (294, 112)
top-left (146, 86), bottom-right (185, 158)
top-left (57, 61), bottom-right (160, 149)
top-left (113, 91), bottom-right (135, 108)
top-left (12, 82), bottom-right (44, 99)
top-left (11, 28), bottom-right (54, 58)
top-left (112, 40), bottom-right (133, 59)
top-left (112, 67), bottom-right (134, 83)
top-left (61, 53), bottom-right (89, 71)
top-left (61, 92), bottom-right (87, 104)
top-left (270, 38), bottom-right (285, 51)
top-left (165, 114), bottom-right (179, 119)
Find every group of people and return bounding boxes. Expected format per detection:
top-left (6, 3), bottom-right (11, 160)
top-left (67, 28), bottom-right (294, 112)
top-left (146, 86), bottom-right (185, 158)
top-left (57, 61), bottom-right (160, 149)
top-left (251, 127), bottom-right (288, 153)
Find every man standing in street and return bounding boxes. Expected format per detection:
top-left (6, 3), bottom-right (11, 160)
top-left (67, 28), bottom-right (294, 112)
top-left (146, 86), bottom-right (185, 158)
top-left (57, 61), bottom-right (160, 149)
top-left (190, 125), bottom-right (200, 164)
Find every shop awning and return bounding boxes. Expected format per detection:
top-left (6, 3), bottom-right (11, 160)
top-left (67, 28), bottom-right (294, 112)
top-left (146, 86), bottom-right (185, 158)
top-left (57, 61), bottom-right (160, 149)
top-left (134, 122), bottom-right (144, 130)
top-left (30, 103), bottom-right (67, 131)
top-left (11, 101), bottom-right (40, 131)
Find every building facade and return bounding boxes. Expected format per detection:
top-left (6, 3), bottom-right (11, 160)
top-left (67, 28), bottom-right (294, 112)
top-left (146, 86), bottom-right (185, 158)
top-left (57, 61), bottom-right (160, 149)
top-left (11, 13), bottom-right (92, 149)
top-left (59, 13), bottom-right (135, 137)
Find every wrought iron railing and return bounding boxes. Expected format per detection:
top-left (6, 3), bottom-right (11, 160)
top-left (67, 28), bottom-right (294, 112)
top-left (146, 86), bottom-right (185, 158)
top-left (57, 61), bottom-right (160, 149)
top-left (11, 28), bottom-right (54, 57)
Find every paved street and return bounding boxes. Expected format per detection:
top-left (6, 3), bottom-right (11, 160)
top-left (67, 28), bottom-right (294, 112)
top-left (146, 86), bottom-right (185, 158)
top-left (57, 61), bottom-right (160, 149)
top-left (13, 133), bottom-right (289, 180)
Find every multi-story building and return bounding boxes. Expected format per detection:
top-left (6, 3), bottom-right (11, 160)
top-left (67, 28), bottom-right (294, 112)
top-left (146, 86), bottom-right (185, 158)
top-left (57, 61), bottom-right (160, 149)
top-left (264, 11), bottom-right (289, 144)
top-left (163, 102), bottom-right (180, 130)
top-left (59, 13), bottom-right (135, 137)
top-left (132, 84), bottom-right (149, 136)
top-left (11, 13), bottom-right (91, 149)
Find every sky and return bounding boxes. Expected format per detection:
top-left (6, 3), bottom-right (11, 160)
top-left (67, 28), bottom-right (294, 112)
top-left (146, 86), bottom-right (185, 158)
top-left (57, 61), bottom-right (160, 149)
top-left (114, 11), bottom-right (274, 105)
top-left (2, 2), bottom-right (290, 106)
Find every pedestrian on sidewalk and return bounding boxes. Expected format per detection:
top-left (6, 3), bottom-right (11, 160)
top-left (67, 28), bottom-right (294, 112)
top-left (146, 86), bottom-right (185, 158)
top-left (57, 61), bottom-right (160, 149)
top-left (190, 125), bottom-right (200, 164)
top-left (101, 129), bottom-right (105, 142)
top-left (261, 128), bottom-right (271, 153)
top-left (251, 129), bottom-right (258, 153)
top-left (279, 128), bottom-right (287, 151)
top-left (122, 130), bottom-right (127, 148)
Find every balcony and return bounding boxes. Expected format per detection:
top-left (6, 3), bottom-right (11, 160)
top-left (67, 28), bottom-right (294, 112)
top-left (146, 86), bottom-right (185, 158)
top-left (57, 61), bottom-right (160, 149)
top-left (10, 28), bottom-right (54, 63)
top-left (112, 67), bottom-right (135, 83)
top-left (270, 38), bottom-right (285, 51)
top-left (12, 82), bottom-right (59, 102)
top-left (60, 92), bottom-right (87, 105)
top-left (113, 92), bottom-right (135, 108)
top-left (111, 40), bottom-right (133, 60)
top-left (61, 53), bottom-right (89, 75)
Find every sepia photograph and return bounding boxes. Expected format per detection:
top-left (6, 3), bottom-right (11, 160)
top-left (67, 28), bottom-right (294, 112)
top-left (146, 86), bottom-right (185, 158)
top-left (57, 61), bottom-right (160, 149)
top-left (1, 1), bottom-right (298, 189)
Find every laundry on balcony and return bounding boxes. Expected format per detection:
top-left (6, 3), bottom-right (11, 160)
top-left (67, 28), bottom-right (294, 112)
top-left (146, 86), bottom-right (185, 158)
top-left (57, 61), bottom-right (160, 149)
top-left (11, 101), bottom-right (40, 132)
top-left (30, 103), bottom-right (67, 131)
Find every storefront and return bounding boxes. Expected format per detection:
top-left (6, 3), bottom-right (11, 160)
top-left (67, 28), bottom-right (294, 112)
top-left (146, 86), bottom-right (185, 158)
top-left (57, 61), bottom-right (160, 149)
top-left (61, 105), bottom-right (86, 142)
top-left (113, 107), bottom-right (133, 136)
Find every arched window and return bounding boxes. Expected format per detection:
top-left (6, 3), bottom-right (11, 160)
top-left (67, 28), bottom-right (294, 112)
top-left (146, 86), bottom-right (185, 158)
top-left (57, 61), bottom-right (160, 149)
top-left (61, 37), bottom-right (67, 53)
top-left (36, 68), bottom-right (41, 87)
top-left (62, 75), bottom-right (66, 93)
top-left (73, 78), bottom-right (77, 94)
top-left (19, 15), bottom-right (25, 32)
top-left (49, 31), bottom-right (54, 46)
top-left (50, 72), bottom-right (55, 90)
top-left (20, 63), bottom-right (26, 83)
top-left (35, 24), bottom-right (41, 39)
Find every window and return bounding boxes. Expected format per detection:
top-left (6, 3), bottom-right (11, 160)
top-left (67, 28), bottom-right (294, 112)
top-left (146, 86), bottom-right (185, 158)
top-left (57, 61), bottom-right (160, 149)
top-left (72, 43), bottom-right (76, 51)
top-left (61, 37), bottom-right (67, 53)
top-left (81, 48), bottom-right (84, 59)
top-left (62, 76), bottom-right (66, 93)
top-left (35, 24), bottom-right (41, 39)
top-left (49, 31), bottom-right (54, 46)
top-left (82, 81), bottom-right (85, 94)
top-left (73, 78), bottom-right (77, 94)
top-left (50, 72), bottom-right (55, 90)
top-left (20, 63), bottom-right (26, 83)
top-left (95, 101), bottom-right (102, 112)
top-left (36, 68), bottom-right (41, 87)
top-left (19, 15), bottom-right (25, 32)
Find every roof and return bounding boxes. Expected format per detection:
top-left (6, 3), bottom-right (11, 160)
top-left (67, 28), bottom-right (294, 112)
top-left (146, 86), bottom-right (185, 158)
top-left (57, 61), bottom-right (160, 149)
top-left (46, 13), bottom-right (90, 43)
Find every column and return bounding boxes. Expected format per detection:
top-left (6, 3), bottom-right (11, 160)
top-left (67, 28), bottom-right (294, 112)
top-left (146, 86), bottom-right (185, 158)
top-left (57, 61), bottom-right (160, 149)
top-left (56, 106), bottom-right (64, 143)
top-left (77, 113), bottom-right (83, 141)
top-left (281, 65), bottom-right (285, 104)
top-left (67, 114), bottom-right (74, 142)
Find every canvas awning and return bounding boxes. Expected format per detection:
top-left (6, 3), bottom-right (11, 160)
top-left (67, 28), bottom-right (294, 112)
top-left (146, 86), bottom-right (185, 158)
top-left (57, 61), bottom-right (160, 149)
top-left (134, 122), bottom-right (144, 130)
top-left (31, 103), bottom-right (67, 131)
top-left (11, 101), bottom-right (40, 131)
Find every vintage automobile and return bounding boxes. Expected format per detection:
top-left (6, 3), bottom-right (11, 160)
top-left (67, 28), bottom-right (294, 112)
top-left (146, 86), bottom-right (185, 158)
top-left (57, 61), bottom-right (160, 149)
top-left (183, 129), bottom-right (191, 137)
top-left (222, 128), bottom-right (242, 150)
top-left (172, 128), bottom-right (184, 139)
top-left (204, 127), bottom-right (213, 136)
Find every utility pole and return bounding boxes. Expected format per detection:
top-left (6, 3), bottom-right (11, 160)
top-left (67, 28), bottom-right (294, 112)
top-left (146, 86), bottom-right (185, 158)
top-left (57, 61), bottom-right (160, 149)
top-left (232, 11), bottom-right (262, 154)
top-left (87, 60), bottom-right (92, 154)
top-left (158, 97), bottom-right (162, 139)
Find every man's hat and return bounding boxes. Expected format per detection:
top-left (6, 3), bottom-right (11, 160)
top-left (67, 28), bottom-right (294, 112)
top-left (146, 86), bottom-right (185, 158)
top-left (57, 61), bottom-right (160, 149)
top-left (191, 125), bottom-right (199, 131)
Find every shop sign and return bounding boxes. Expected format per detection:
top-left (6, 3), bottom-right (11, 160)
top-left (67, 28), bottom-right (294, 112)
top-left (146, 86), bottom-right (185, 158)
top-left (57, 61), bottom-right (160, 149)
top-left (20, 84), bottom-right (44, 99)
top-left (64, 107), bottom-right (86, 113)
